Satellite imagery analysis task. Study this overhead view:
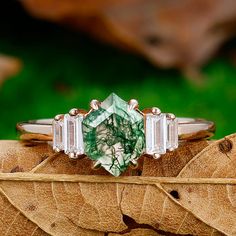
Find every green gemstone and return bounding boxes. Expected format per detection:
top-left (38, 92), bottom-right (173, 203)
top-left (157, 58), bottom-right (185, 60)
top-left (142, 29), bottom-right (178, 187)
top-left (83, 93), bottom-right (145, 176)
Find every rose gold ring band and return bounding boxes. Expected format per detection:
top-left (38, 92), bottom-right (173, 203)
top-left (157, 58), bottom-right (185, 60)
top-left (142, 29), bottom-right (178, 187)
top-left (17, 117), bottom-right (215, 142)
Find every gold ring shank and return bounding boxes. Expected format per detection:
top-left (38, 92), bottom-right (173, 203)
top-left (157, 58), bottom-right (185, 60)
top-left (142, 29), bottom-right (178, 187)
top-left (16, 118), bottom-right (215, 141)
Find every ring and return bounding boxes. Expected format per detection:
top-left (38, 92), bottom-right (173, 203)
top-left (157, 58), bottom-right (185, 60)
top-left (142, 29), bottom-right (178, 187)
top-left (17, 93), bottom-right (215, 176)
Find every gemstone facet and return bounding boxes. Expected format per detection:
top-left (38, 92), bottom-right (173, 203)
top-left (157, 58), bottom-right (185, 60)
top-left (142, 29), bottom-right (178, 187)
top-left (145, 113), bottom-right (167, 155)
top-left (64, 114), bottom-right (84, 155)
top-left (82, 93), bottom-right (145, 176)
top-left (167, 118), bottom-right (178, 150)
top-left (145, 113), bottom-right (178, 156)
top-left (53, 118), bottom-right (64, 151)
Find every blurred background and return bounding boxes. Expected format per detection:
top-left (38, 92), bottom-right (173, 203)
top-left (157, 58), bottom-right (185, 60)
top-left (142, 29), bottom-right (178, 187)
top-left (1, 0), bottom-right (236, 139)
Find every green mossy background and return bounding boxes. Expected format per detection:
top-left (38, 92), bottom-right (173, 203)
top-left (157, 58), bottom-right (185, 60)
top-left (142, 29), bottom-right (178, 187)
top-left (0, 2), bottom-right (236, 140)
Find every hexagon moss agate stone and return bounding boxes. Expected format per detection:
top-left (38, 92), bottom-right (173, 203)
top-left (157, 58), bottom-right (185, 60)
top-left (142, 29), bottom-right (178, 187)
top-left (83, 93), bottom-right (145, 176)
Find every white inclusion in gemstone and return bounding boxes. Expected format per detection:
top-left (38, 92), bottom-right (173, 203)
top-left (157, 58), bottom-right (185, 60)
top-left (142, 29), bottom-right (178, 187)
top-left (53, 118), bottom-right (64, 151)
top-left (145, 113), bottom-right (167, 155)
top-left (64, 114), bottom-right (84, 155)
top-left (167, 117), bottom-right (178, 150)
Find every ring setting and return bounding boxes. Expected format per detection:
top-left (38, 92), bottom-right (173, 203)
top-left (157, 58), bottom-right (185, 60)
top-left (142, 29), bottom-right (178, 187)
top-left (17, 93), bottom-right (215, 176)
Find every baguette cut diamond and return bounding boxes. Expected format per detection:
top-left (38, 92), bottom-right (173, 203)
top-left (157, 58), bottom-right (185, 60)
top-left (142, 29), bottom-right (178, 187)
top-left (64, 114), bottom-right (84, 155)
top-left (75, 115), bottom-right (84, 154)
top-left (53, 118), bottom-right (64, 151)
top-left (167, 118), bottom-right (178, 150)
top-left (145, 113), bottom-right (167, 155)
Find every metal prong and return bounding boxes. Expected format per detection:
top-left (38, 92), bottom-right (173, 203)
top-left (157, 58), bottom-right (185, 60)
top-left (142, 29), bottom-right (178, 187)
top-left (128, 99), bottom-right (139, 110)
top-left (92, 160), bottom-right (101, 170)
top-left (130, 159), bottom-right (138, 169)
top-left (153, 153), bottom-right (161, 159)
top-left (75, 153), bottom-right (85, 160)
top-left (168, 147), bottom-right (175, 152)
top-left (151, 107), bottom-right (161, 115)
top-left (131, 159), bottom-right (137, 165)
top-left (76, 150), bottom-right (84, 156)
top-left (90, 99), bottom-right (101, 110)
top-left (167, 113), bottom-right (176, 120)
top-left (69, 152), bottom-right (77, 159)
top-left (54, 114), bottom-right (63, 121)
top-left (54, 147), bottom-right (61, 153)
top-left (69, 108), bottom-right (79, 116)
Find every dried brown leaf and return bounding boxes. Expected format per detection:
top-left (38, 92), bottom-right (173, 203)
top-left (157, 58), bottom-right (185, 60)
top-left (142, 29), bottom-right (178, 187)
top-left (109, 228), bottom-right (163, 236)
top-left (0, 55), bottom-right (22, 87)
top-left (0, 135), bottom-right (235, 235)
top-left (21, 0), bottom-right (236, 70)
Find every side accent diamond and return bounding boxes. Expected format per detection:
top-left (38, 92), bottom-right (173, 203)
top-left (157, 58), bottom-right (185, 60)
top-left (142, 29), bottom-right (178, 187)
top-left (145, 113), bottom-right (167, 155)
top-left (64, 114), bottom-right (84, 155)
top-left (75, 115), bottom-right (84, 155)
top-left (53, 118), bottom-right (64, 151)
top-left (167, 117), bottom-right (178, 150)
